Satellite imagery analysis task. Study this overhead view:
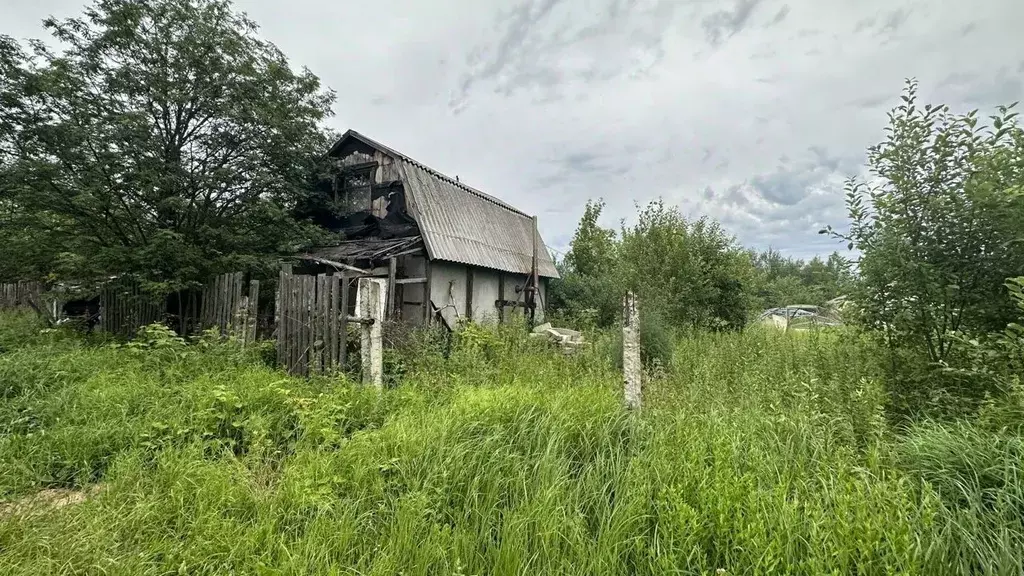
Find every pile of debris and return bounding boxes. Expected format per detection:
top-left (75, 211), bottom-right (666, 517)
top-left (530, 322), bottom-right (585, 354)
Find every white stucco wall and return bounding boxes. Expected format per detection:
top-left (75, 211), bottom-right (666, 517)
top-left (429, 261), bottom-right (467, 328)
top-left (394, 258), bottom-right (551, 328)
top-left (470, 267), bottom-right (501, 324)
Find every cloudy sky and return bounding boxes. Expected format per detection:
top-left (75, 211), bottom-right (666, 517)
top-left (6, 0), bottom-right (1023, 260)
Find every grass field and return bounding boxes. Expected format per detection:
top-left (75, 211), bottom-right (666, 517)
top-left (1, 311), bottom-right (1022, 575)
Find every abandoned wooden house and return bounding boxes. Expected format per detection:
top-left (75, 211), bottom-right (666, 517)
top-left (292, 130), bottom-right (560, 329)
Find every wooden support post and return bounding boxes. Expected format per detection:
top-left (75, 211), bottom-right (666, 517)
top-left (276, 272), bottom-right (287, 366)
top-left (529, 215), bottom-right (540, 328)
top-left (465, 265), bottom-right (474, 322)
top-left (422, 258), bottom-right (432, 326)
top-left (233, 272), bottom-right (244, 336)
top-left (386, 257), bottom-right (397, 320)
top-left (358, 277), bottom-right (385, 390)
top-left (498, 273), bottom-right (505, 324)
top-left (623, 291), bottom-right (641, 410)
top-left (329, 274), bottom-right (340, 374)
top-left (289, 274), bottom-right (300, 375)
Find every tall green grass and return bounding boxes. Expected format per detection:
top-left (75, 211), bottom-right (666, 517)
top-left (1, 315), bottom-right (1021, 574)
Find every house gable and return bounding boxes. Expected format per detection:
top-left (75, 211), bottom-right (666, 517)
top-left (324, 130), bottom-right (559, 279)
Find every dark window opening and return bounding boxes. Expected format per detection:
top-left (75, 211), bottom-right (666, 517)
top-left (335, 164), bottom-right (376, 214)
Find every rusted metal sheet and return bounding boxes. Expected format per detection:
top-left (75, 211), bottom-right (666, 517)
top-left (328, 130), bottom-right (560, 279)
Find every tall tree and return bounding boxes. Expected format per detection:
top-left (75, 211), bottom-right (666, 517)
top-left (825, 79), bottom-right (1024, 366)
top-left (1, 0), bottom-right (335, 289)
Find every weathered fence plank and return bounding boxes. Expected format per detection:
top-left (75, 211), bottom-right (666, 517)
top-left (329, 275), bottom-right (339, 373)
top-left (340, 274), bottom-right (349, 370)
top-left (246, 280), bottom-right (259, 344)
top-left (0, 281), bottom-right (42, 310)
top-left (312, 274), bottom-right (325, 375)
top-left (289, 274), bottom-right (300, 375)
top-left (300, 274), bottom-right (312, 376)
top-left (274, 272), bottom-right (392, 380)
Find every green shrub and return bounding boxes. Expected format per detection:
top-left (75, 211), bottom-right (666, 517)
top-left (610, 306), bottom-right (674, 371)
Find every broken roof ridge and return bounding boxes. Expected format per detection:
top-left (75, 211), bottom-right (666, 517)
top-left (334, 129), bottom-right (532, 219)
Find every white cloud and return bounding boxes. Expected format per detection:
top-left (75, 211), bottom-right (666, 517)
top-left (7, 0), bottom-right (1023, 260)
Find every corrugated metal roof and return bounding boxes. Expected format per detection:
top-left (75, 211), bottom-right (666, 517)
top-left (329, 130), bottom-right (560, 278)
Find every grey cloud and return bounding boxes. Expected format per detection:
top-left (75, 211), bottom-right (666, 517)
top-left (451, 0), bottom-right (565, 109)
top-left (940, 66), bottom-right (1024, 107)
top-left (848, 94), bottom-right (891, 109)
top-left (453, 0), bottom-right (676, 111)
top-left (767, 5), bottom-right (790, 27)
top-left (749, 171), bottom-right (814, 206)
top-left (982, 73), bottom-right (1023, 106)
top-left (808, 147), bottom-right (859, 176)
top-left (721, 183), bottom-right (751, 207)
top-left (476, 0), bottom-right (564, 81)
top-left (562, 151), bottom-right (602, 172)
top-left (853, 16), bottom-right (875, 33)
top-left (846, 7), bottom-right (915, 45)
top-left (723, 149), bottom-right (860, 211)
top-left (879, 9), bottom-right (910, 36)
top-left (702, 0), bottom-right (763, 47)
top-left (705, 176), bottom-right (850, 257)
top-left (751, 44), bottom-right (776, 59)
top-left (939, 71), bottom-right (978, 88)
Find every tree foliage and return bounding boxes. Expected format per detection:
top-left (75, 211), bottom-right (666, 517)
top-left (825, 80), bottom-right (1024, 369)
top-left (0, 0), bottom-right (336, 289)
top-left (749, 249), bottom-right (853, 309)
top-left (550, 199), bottom-right (757, 332)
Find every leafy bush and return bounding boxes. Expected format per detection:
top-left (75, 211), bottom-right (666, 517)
top-left (824, 81), bottom-right (1024, 407)
top-left (609, 306), bottom-right (674, 371)
top-left (550, 199), bottom-right (759, 332)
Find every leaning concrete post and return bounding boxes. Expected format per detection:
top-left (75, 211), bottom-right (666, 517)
top-left (358, 277), bottom-right (386, 390)
top-left (623, 291), bottom-right (641, 410)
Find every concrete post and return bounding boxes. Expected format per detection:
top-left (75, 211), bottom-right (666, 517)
top-left (622, 291), bottom-right (641, 410)
top-left (358, 277), bottom-right (386, 390)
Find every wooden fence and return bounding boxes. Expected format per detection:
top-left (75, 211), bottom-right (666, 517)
top-left (99, 278), bottom-right (165, 337)
top-left (276, 272), bottom-right (353, 377)
top-left (0, 281), bottom-right (42, 310)
top-left (200, 272), bottom-right (259, 344)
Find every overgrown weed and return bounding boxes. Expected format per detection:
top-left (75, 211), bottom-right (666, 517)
top-left (0, 316), bottom-right (1022, 574)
